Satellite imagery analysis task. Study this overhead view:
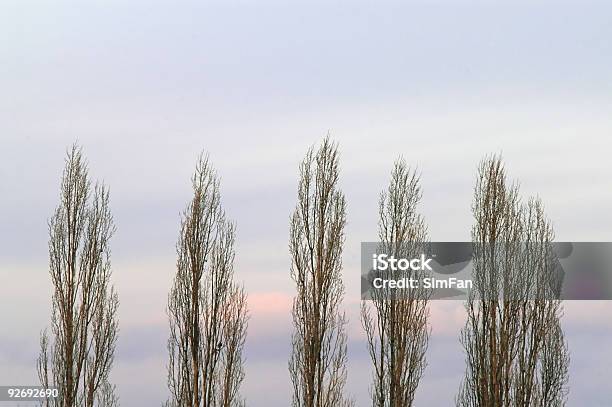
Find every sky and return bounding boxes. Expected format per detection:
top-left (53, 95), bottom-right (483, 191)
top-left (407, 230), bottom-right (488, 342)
top-left (1, 1), bottom-right (612, 406)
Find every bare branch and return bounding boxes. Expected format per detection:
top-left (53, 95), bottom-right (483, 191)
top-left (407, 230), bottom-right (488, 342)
top-left (289, 137), bottom-right (353, 407)
top-left (457, 155), bottom-right (570, 407)
top-left (166, 154), bottom-right (248, 407)
top-left (361, 158), bottom-right (430, 407)
top-left (38, 143), bottom-right (119, 407)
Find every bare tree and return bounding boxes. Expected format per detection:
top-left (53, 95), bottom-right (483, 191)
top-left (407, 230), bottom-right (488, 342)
top-left (38, 144), bottom-right (119, 407)
top-left (361, 159), bottom-right (430, 407)
top-left (288, 138), bottom-right (352, 407)
top-left (166, 154), bottom-right (247, 407)
top-left (456, 155), bottom-right (569, 407)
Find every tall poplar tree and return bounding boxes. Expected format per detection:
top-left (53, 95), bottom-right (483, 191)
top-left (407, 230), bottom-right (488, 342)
top-left (361, 159), bottom-right (430, 407)
top-left (457, 155), bottom-right (569, 407)
top-left (38, 144), bottom-right (119, 407)
top-left (166, 154), bottom-right (248, 407)
top-left (289, 138), bottom-right (352, 407)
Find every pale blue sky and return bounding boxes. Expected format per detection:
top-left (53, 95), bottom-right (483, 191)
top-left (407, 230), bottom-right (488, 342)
top-left (1, 1), bottom-right (612, 405)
